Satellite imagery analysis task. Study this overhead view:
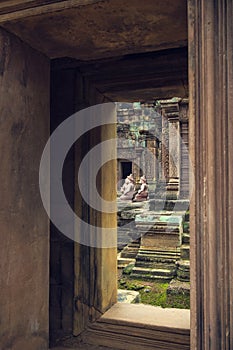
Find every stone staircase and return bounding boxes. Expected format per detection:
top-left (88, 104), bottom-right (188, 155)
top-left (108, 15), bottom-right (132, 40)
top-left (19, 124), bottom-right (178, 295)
top-left (130, 211), bottom-right (184, 281)
top-left (117, 199), bottom-right (190, 283)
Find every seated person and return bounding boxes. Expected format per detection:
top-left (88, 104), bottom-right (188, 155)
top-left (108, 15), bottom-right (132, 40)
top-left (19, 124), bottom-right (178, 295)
top-left (120, 174), bottom-right (135, 200)
top-left (133, 175), bottom-right (148, 202)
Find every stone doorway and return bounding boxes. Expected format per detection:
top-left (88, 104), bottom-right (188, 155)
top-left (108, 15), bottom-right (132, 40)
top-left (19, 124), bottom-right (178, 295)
top-left (1, 1), bottom-right (232, 350)
top-left (120, 161), bottom-right (132, 181)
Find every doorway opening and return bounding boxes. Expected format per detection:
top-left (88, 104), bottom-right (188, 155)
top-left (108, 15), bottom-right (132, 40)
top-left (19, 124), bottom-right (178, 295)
top-left (49, 23), bottom-right (189, 349)
top-left (121, 161), bottom-right (132, 181)
top-left (117, 100), bottom-right (190, 310)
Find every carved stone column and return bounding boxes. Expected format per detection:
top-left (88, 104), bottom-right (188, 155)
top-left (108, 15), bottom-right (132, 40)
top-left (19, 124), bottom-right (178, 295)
top-left (188, 1), bottom-right (233, 349)
top-left (179, 99), bottom-right (189, 199)
top-left (160, 107), bottom-right (169, 183)
top-left (160, 100), bottom-right (181, 199)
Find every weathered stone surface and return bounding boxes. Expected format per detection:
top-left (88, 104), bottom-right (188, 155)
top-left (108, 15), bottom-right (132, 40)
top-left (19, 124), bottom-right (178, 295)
top-left (1, 0), bottom-right (187, 60)
top-left (0, 28), bottom-right (50, 349)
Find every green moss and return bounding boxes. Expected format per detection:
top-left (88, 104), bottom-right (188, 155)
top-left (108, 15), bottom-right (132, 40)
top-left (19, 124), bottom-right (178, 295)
top-left (166, 293), bottom-right (190, 309)
top-left (122, 262), bottom-right (135, 275)
top-left (118, 277), bottom-right (190, 309)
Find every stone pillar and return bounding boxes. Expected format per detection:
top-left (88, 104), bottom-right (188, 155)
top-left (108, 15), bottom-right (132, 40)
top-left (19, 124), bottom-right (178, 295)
top-left (179, 99), bottom-right (189, 199)
top-left (188, 0), bottom-right (233, 349)
top-left (0, 28), bottom-right (50, 349)
top-left (160, 108), bottom-right (169, 183)
top-left (167, 114), bottom-right (180, 198)
top-left (160, 100), bottom-right (181, 199)
top-left (154, 112), bottom-right (162, 185)
top-left (145, 138), bottom-right (156, 180)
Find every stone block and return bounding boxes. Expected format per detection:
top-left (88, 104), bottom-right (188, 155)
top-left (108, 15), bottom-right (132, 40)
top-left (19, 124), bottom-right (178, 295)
top-left (117, 289), bottom-right (140, 304)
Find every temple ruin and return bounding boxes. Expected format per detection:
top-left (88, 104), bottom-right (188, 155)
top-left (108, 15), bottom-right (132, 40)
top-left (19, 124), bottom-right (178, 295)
top-left (117, 99), bottom-right (190, 284)
top-left (0, 1), bottom-right (232, 350)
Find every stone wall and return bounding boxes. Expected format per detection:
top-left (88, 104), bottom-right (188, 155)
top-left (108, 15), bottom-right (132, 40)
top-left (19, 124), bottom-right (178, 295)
top-left (0, 28), bottom-right (50, 349)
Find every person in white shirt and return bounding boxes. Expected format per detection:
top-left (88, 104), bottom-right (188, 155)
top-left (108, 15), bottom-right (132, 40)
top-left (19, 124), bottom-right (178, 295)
top-left (120, 174), bottom-right (135, 200)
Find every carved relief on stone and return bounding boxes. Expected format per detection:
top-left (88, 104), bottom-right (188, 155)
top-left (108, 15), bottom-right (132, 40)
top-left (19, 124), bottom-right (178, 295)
top-left (161, 114), bottom-right (169, 182)
top-left (168, 119), bottom-right (180, 179)
top-left (180, 108), bottom-right (189, 198)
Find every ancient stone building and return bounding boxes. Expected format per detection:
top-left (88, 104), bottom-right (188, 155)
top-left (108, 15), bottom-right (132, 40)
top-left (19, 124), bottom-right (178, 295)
top-left (117, 98), bottom-right (189, 199)
top-left (0, 1), bottom-right (232, 350)
top-left (117, 102), bottom-right (158, 187)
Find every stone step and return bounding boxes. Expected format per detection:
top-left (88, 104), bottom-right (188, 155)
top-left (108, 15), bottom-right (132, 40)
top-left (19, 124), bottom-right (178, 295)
top-left (138, 248), bottom-right (181, 255)
top-left (177, 260), bottom-right (190, 270)
top-left (117, 257), bottom-right (135, 269)
top-left (135, 260), bottom-right (178, 268)
top-left (137, 249), bottom-right (180, 261)
top-left (132, 266), bottom-right (177, 275)
top-left (121, 248), bottom-right (140, 259)
top-left (131, 266), bottom-right (177, 281)
top-left (135, 260), bottom-right (176, 270)
top-left (136, 256), bottom-right (180, 264)
top-left (130, 273), bottom-right (174, 282)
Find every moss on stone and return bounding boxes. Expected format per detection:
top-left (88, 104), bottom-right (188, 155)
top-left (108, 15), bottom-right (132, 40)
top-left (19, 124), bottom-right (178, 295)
top-left (118, 277), bottom-right (190, 309)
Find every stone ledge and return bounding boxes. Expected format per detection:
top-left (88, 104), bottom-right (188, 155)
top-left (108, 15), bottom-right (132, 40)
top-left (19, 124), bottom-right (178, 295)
top-left (82, 303), bottom-right (190, 350)
top-left (99, 303), bottom-right (190, 331)
top-left (51, 303), bottom-right (190, 350)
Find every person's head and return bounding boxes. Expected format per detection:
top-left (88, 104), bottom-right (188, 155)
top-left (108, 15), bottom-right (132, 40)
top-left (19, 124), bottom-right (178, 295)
top-left (125, 178), bottom-right (130, 184)
top-left (140, 175), bottom-right (147, 183)
top-left (127, 174), bottom-right (135, 183)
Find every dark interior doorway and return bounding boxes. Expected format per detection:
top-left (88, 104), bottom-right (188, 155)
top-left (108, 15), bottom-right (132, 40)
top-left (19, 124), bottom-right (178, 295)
top-left (121, 161), bottom-right (132, 179)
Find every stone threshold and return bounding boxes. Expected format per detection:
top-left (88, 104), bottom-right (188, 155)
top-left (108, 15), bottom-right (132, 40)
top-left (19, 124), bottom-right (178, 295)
top-left (82, 303), bottom-right (190, 350)
top-left (51, 303), bottom-right (190, 350)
